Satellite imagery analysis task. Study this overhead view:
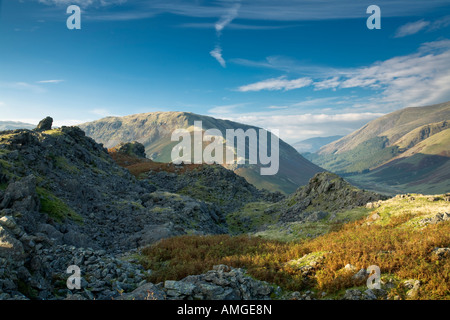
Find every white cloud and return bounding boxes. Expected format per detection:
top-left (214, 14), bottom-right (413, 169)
top-left (208, 103), bottom-right (249, 114)
top-left (237, 39), bottom-right (450, 110)
top-left (37, 79), bottom-right (65, 84)
top-left (210, 46), bottom-right (226, 68)
top-left (89, 108), bottom-right (115, 117)
top-left (237, 76), bottom-right (312, 92)
top-left (394, 15), bottom-right (450, 38)
top-left (394, 19), bottom-right (430, 38)
top-left (215, 3), bottom-right (241, 34)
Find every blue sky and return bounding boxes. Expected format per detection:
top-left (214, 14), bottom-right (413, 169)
top-left (0, 0), bottom-right (450, 143)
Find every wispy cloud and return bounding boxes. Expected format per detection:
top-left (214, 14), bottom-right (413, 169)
top-left (394, 19), bottom-right (430, 38)
top-left (210, 45), bottom-right (226, 68)
top-left (37, 79), bottom-right (65, 84)
top-left (89, 108), bottom-right (115, 117)
top-left (394, 15), bottom-right (450, 38)
top-left (237, 76), bottom-right (312, 92)
top-left (209, 1), bottom-right (241, 67)
top-left (215, 3), bottom-right (240, 35)
top-left (236, 39), bottom-right (450, 109)
top-left (208, 103), bottom-right (249, 114)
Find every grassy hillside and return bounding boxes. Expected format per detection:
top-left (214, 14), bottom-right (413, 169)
top-left (79, 112), bottom-right (322, 194)
top-left (345, 129), bottom-right (450, 195)
top-left (318, 101), bottom-right (450, 156)
top-left (308, 102), bottom-right (450, 194)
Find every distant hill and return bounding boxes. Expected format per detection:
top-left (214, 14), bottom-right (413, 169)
top-left (79, 112), bottom-right (323, 194)
top-left (292, 135), bottom-right (343, 153)
top-left (0, 120), bottom-right (35, 131)
top-left (307, 101), bottom-right (450, 194)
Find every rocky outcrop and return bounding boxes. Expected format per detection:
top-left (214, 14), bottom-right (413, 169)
top-left (146, 165), bottom-right (284, 214)
top-left (35, 117), bottom-right (53, 132)
top-left (113, 141), bottom-right (147, 159)
top-left (279, 172), bottom-right (386, 223)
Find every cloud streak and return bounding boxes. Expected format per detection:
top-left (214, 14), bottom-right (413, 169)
top-left (394, 15), bottom-right (450, 38)
top-left (215, 3), bottom-right (240, 35)
top-left (237, 76), bottom-right (312, 92)
top-left (37, 79), bottom-right (64, 84)
top-left (236, 39), bottom-right (450, 110)
top-left (210, 46), bottom-right (226, 68)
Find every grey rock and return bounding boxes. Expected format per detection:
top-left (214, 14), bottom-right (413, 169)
top-left (35, 117), bottom-right (53, 131)
top-left (117, 282), bottom-right (166, 300)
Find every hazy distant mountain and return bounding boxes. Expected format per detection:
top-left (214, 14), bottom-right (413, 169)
top-left (0, 120), bottom-right (35, 131)
top-left (292, 135), bottom-right (343, 153)
top-left (79, 112), bottom-right (323, 194)
top-left (307, 101), bottom-right (450, 194)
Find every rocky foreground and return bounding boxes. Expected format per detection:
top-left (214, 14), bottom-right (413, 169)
top-left (0, 119), bottom-right (285, 300)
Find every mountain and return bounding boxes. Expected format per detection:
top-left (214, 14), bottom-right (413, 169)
top-left (292, 135), bottom-right (343, 153)
top-left (307, 101), bottom-right (450, 194)
top-left (0, 121), bottom-right (35, 131)
top-left (78, 112), bottom-right (323, 194)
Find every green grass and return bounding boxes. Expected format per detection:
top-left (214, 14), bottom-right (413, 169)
top-left (36, 187), bottom-right (83, 224)
top-left (55, 156), bottom-right (80, 174)
top-left (42, 129), bottom-right (64, 137)
top-left (254, 207), bottom-right (371, 242)
top-left (227, 202), bottom-right (278, 234)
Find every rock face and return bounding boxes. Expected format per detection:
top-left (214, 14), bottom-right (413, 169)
top-left (35, 117), bottom-right (53, 131)
top-left (279, 172), bottom-right (386, 223)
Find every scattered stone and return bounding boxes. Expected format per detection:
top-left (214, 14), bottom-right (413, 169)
top-left (433, 247), bottom-right (450, 260)
top-left (161, 265), bottom-right (273, 300)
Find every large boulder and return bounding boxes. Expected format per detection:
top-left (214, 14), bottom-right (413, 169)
top-left (35, 117), bottom-right (53, 131)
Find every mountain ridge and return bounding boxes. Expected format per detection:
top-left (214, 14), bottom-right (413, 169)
top-left (308, 101), bottom-right (450, 194)
top-left (79, 111), bottom-right (323, 194)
